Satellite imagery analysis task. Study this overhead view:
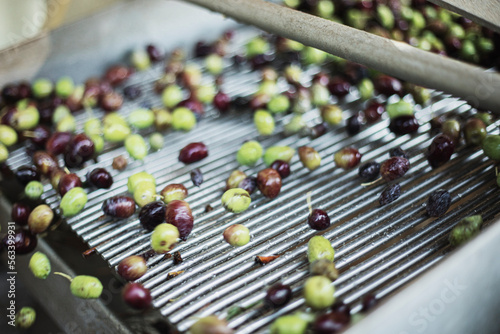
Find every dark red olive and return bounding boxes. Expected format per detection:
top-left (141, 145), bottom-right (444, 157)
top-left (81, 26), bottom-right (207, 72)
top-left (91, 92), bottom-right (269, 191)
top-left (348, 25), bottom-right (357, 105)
top-left (334, 148), bottom-right (362, 169)
top-left (374, 75), bottom-right (403, 96)
top-left (308, 209), bottom-right (331, 230)
top-left (102, 196), bottom-right (136, 218)
top-left (312, 72), bottom-right (330, 86)
top-left (117, 256), bottom-right (148, 281)
top-left (45, 132), bottom-right (72, 155)
top-left (11, 202), bottom-right (32, 226)
top-left (191, 168), bottom-right (204, 187)
top-left (346, 113), bottom-right (363, 136)
top-left (1, 84), bottom-right (21, 104)
top-left (250, 53), bottom-right (274, 70)
top-left (213, 91), bottom-right (231, 112)
top-left (104, 65), bottom-right (133, 86)
top-left (165, 200), bottom-right (194, 240)
top-left (257, 168), bottom-right (282, 199)
top-left (178, 98), bottom-right (204, 118)
top-left (58, 173), bottom-right (82, 196)
top-left (15, 165), bottom-right (40, 185)
top-left (65, 134), bottom-right (95, 168)
top-left (427, 134), bottom-right (455, 168)
top-left (194, 41), bottom-right (214, 58)
top-left (358, 162), bottom-right (380, 182)
top-left (331, 301), bottom-right (351, 316)
top-left (29, 125), bottom-right (51, 148)
top-left (426, 189), bottom-right (451, 217)
top-left (100, 91), bottom-right (123, 112)
top-left (389, 115), bottom-right (420, 135)
top-left (363, 101), bottom-right (385, 123)
top-left (270, 160), bottom-right (291, 179)
top-left (122, 283), bottom-right (152, 309)
top-left (380, 157), bottom-right (410, 181)
top-left (33, 151), bottom-right (59, 175)
top-left (139, 201), bottom-right (166, 231)
top-left (389, 147), bottom-right (408, 159)
top-left (146, 44), bottom-right (163, 62)
top-left (379, 184), bottom-right (401, 206)
top-left (310, 123), bottom-right (328, 139)
top-left (327, 76), bottom-right (351, 98)
top-left (265, 283), bottom-right (292, 308)
top-left (123, 86), bottom-right (142, 100)
top-left (361, 294), bottom-right (378, 312)
top-left (2, 228), bottom-right (37, 255)
top-left (238, 176), bottom-right (258, 195)
top-left (312, 310), bottom-right (351, 334)
top-left (88, 168), bottom-right (113, 189)
top-left (179, 142), bottom-right (208, 164)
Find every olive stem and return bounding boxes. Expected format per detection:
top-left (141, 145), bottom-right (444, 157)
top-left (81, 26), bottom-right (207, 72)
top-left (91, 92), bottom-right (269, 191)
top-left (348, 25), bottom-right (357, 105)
top-left (306, 191), bottom-right (312, 215)
top-left (361, 177), bottom-right (382, 187)
top-left (54, 272), bottom-right (73, 282)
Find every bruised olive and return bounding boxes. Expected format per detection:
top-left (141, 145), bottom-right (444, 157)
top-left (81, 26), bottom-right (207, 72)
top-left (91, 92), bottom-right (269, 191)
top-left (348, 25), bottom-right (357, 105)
top-left (308, 209), bottom-right (330, 231)
top-left (298, 146), bottom-right (321, 171)
top-left (358, 162), bottom-right (380, 182)
top-left (226, 171), bottom-right (247, 190)
top-left (310, 259), bottom-right (338, 281)
top-left (463, 118), bottom-right (486, 146)
top-left (151, 223), bottom-right (179, 253)
top-left (160, 184), bottom-right (188, 204)
top-left (102, 196), bottom-right (136, 218)
top-left (179, 142), bottom-right (208, 164)
top-left (426, 189), bottom-right (451, 217)
top-left (139, 201), bottom-right (166, 231)
top-left (221, 188), bottom-right (251, 213)
top-left (165, 200), bottom-right (194, 240)
top-left (104, 65), bottom-right (133, 86)
top-left (100, 91), bottom-right (123, 112)
top-left (191, 168), bottom-right (204, 187)
top-left (117, 256), bottom-right (147, 281)
top-left (223, 224), bottom-right (250, 246)
top-left (257, 168), bottom-right (282, 199)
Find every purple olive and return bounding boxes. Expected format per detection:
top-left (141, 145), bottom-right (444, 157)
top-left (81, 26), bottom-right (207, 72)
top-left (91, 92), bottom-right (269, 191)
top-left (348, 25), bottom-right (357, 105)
top-left (427, 134), bottom-right (455, 168)
top-left (58, 173), bottom-right (82, 196)
top-left (308, 209), bottom-right (331, 230)
top-left (15, 165), bottom-right (40, 185)
top-left (270, 160), bottom-right (291, 179)
top-left (265, 283), bottom-right (292, 308)
top-left (380, 157), bottom-right (410, 181)
top-left (165, 200), bottom-right (194, 240)
top-left (64, 134), bottom-right (95, 168)
top-left (122, 283), bottom-right (152, 309)
top-left (45, 132), bottom-right (72, 156)
top-left (179, 142), bottom-right (208, 164)
top-left (11, 202), bottom-right (32, 226)
top-left (102, 196), bottom-right (136, 218)
top-left (88, 168), bottom-right (113, 189)
top-left (139, 201), bottom-right (166, 231)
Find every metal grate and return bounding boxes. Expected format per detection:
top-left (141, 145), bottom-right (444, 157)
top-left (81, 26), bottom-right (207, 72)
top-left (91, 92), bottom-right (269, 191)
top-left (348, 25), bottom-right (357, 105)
top-left (5, 27), bottom-right (500, 333)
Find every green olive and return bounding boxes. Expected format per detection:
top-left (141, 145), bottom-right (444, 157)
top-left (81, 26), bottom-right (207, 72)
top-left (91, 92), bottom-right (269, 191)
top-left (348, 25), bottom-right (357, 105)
top-left (0, 143), bottom-right (8, 163)
top-left (246, 36), bottom-right (269, 58)
top-left (302, 46), bottom-right (327, 65)
top-left (172, 107), bottom-right (196, 131)
top-left (52, 105), bottom-right (72, 124)
top-left (125, 134), bottom-right (148, 160)
top-left (254, 109), bottom-right (275, 135)
top-left (29, 252), bottom-right (51, 279)
top-left (377, 5), bottom-right (395, 29)
top-left (303, 276), bottom-right (335, 309)
top-left (131, 49), bottom-right (151, 71)
top-left (70, 275), bottom-right (103, 299)
top-left (160, 184), bottom-right (188, 204)
top-left (133, 182), bottom-right (157, 207)
top-left (190, 316), bottom-right (233, 334)
top-left (284, 64), bottom-right (302, 84)
top-left (90, 135), bottom-right (104, 154)
top-left (284, 115), bottom-right (306, 136)
top-left (270, 314), bottom-right (308, 334)
top-left (346, 9), bottom-right (370, 30)
top-left (321, 105), bottom-right (343, 125)
top-left (474, 112), bottom-right (493, 126)
top-left (103, 123), bottom-right (131, 143)
top-left (162, 84), bottom-right (184, 108)
top-left (205, 54), bottom-right (224, 75)
top-left (55, 76), bottom-right (75, 98)
top-left (226, 170), bottom-right (247, 190)
top-left (442, 119), bottom-right (461, 142)
top-left (311, 83), bottom-right (330, 106)
top-left (316, 0), bottom-right (334, 18)
top-left (56, 115), bottom-right (76, 133)
top-left (32, 78), bottom-right (53, 99)
top-left (60, 187), bottom-right (88, 217)
top-left (183, 63), bottom-right (202, 87)
top-left (263, 146), bottom-right (295, 166)
top-left (154, 108), bottom-right (172, 130)
top-left (386, 100), bottom-right (413, 119)
top-left (307, 235), bottom-right (335, 263)
top-left (449, 215), bottom-right (483, 246)
top-left (151, 223), bottom-right (179, 253)
top-left (149, 132), bottom-right (164, 150)
top-left (128, 108), bottom-right (155, 129)
top-left (103, 112), bottom-right (128, 126)
top-left (411, 11), bottom-right (426, 31)
top-left (0, 124), bottom-right (18, 146)
top-left (25, 181), bottom-right (44, 200)
top-left (257, 80), bottom-right (278, 97)
top-left (12, 105), bottom-right (39, 131)
top-left (223, 224), bottom-right (250, 246)
top-left (236, 140), bottom-right (263, 166)
top-left (195, 84), bottom-right (216, 104)
top-left (127, 172), bottom-right (155, 193)
top-left (15, 307), bottom-right (36, 329)
top-left (221, 188), bottom-right (251, 213)
top-left (482, 135), bottom-right (500, 160)
top-left (358, 78), bottom-right (375, 100)
top-left (268, 94), bottom-right (290, 114)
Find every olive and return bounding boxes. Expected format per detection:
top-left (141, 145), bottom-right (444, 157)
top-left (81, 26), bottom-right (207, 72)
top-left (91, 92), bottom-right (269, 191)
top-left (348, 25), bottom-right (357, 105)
top-left (25, 181), bottom-right (44, 200)
top-left (265, 283), bottom-right (292, 308)
top-left (257, 168), bottom-right (282, 199)
top-left (270, 314), bottom-right (308, 334)
top-left (179, 142), bottom-right (208, 164)
top-left (191, 168), bottom-right (204, 187)
top-left (117, 255), bottom-right (147, 281)
top-left (178, 98), bottom-right (205, 119)
top-left (70, 275), bottom-right (103, 299)
top-left (112, 155), bottom-right (128, 171)
top-left (379, 183), bottom-right (401, 206)
top-left (162, 85), bottom-right (184, 109)
top-left (442, 119), bottom-right (461, 143)
top-left (298, 146), bottom-right (321, 171)
top-left (104, 123), bottom-right (131, 143)
top-left (29, 125), bottom-right (51, 148)
top-left (311, 83), bottom-right (330, 106)
top-left (122, 283), bottom-right (152, 309)
top-left (327, 76), bottom-right (351, 98)
top-left (190, 316), bottom-right (233, 334)
top-left (2, 84), bottom-right (21, 104)
top-left (463, 118), bottom-right (486, 146)
top-left (238, 176), bottom-right (258, 195)
top-left (321, 105), bottom-right (343, 125)
top-left (151, 223), bottom-right (179, 253)
top-left (389, 147), bottom-right (409, 159)
top-left (102, 196), bottom-right (136, 219)
top-left (134, 184), bottom-right (157, 208)
top-left (427, 134), bottom-right (455, 168)
top-left (304, 276), bottom-right (335, 309)
top-left (11, 202), bottom-right (32, 226)
top-left (55, 76), bottom-right (75, 98)
top-left (358, 162), bottom-right (380, 182)
top-left (270, 160), bottom-right (291, 179)
top-left (308, 236), bottom-right (334, 263)
top-left (237, 141), bottom-right (263, 166)
top-left (32, 78), bottom-right (53, 99)
top-left (389, 115), bottom-right (420, 135)
top-left (149, 133), bottom-right (164, 150)
top-left (27, 204), bottom-right (53, 234)
top-left (15, 165), bottom-right (40, 185)
top-left (263, 146), bottom-right (295, 166)
top-left (374, 75), bottom-right (403, 96)
top-left (226, 171), bottom-right (247, 190)
top-left (146, 44), bottom-right (163, 62)
top-left (64, 134), bottom-right (95, 168)
top-left (84, 118), bottom-right (102, 137)
top-left (482, 135), bottom-right (500, 161)
top-left (380, 157), bottom-right (410, 181)
top-left (33, 151), bottom-right (59, 175)
top-left (104, 65), bottom-right (133, 86)
top-left (88, 168), bottom-right (113, 189)
top-left (172, 107), bottom-right (196, 131)
top-left (426, 189), bottom-right (451, 217)
top-left (29, 251), bottom-right (51, 279)
top-left (346, 113), bottom-right (363, 135)
top-left (0, 143), bottom-right (7, 163)
top-left (213, 91), bottom-right (231, 112)
top-left (139, 201), bottom-right (166, 231)
top-left (125, 134), bottom-right (148, 160)
top-left (223, 224), bottom-right (250, 246)
top-left (386, 100), bottom-right (413, 119)
top-left (308, 209), bottom-right (331, 230)
top-left (127, 172), bottom-right (155, 193)
top-left (123, 86), bottom-right (142, 100)
top-left (334, 147), bottom-right (362, 169)
top-left (313, 310), bottom-right (350, 334)
top-left (49, 168), bottom-right (65, 189)
top-left (449, 215), bottom-right (483, 246)
top-left (131, 49), bottom-right (151, 71)
top-left (128, 108), bottom-right (155, 129)
top-left (310, 259), bottom-right (339, 281)
top-left (0, 124), bottom-right (18, 146)
top-left (15, 307), bottom-right (36, 329)
top-left (100, 91), bottom-right (123, 112)
top-left (60, 187), bottom-right (87, 217)
top-left (154, 109), bottom-right (172, 130)
top-left (254, 109), bottom-right (275, 135)
top-left (58, 173), bottom-right (82, 196)
top-left (361, 294), bottom-right (378, 312)
top-left (221, 189), bottom-right (251, 213)
top-left (165, 200), bottom-right (194, 240)
top-left (2, 228), bottom-right (37, 254)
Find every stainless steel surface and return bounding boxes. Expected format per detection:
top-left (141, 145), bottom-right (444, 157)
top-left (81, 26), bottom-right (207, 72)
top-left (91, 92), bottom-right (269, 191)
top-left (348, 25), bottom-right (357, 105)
top-left (2, 1), bottom-right (500, 333)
